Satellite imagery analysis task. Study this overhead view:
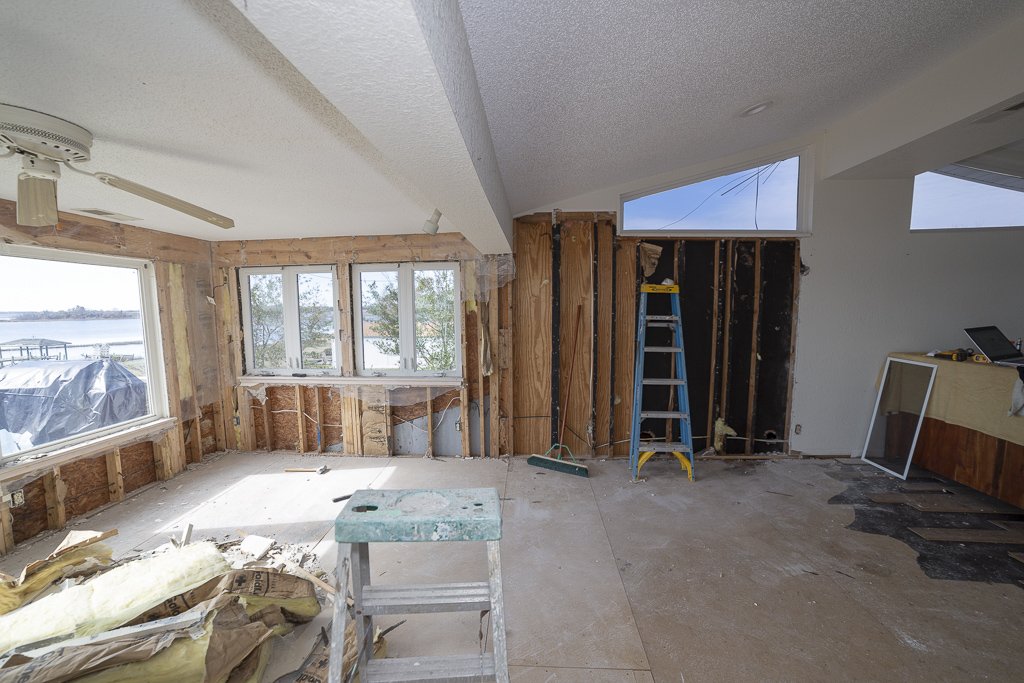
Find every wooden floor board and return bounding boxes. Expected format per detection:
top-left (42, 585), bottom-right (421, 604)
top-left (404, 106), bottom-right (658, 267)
top-left (909, 527), bottom-right (1024, 544)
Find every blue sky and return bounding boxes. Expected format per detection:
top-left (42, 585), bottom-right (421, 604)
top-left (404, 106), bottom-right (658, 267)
top-left (624, 156), bottom-right (800, 231)
top-left (0, 256), bottom-right (141, 311)
top-left (911, 172), bottom-right (1024, 229)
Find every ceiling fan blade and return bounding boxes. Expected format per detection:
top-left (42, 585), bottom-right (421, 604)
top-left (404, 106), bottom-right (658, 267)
top-left (93, 172), bottom-right (234, 229)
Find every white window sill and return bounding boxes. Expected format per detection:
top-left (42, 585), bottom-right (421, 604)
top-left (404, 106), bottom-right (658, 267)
top-left (0, 417), bottom-right (178, 483)
top-left (238, 375), bottom-right (463, 388)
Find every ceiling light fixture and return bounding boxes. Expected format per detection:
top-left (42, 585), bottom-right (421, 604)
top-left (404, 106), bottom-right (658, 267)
top-left (422, 208), bottom-right (442, 235)
top-left (740, 101), bottom-right (773, 118)
top-left (16, 156), bottom-right (60, 226)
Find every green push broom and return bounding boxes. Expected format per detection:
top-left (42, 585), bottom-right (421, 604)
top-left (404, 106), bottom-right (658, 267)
top-left (528, 304), bottom-right (589, 477)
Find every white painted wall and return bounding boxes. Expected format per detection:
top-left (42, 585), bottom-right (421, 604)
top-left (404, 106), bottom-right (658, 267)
top-left (791, 178), bottom-right (1023, 454)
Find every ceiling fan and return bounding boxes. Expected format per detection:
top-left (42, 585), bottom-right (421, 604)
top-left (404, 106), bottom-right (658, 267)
top-left (0, 103), bottom-right (234, 229)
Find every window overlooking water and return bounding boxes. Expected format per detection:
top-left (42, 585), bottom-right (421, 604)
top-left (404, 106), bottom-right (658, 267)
top-left (0, 246), bottom-right (164, 460)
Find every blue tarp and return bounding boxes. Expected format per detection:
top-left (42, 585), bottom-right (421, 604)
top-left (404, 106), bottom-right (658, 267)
top-left (0, 360), bottom-right (148, 454)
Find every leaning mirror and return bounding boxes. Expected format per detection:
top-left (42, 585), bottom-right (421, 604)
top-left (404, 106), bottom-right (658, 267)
top-left (861, 357), bottom-right (937, 479)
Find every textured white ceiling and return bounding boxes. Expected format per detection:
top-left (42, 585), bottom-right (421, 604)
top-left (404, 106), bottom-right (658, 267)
top-left (459, 0), bottom-right (1024, 214)
top-left (0, 1), bottom-right (476, 244)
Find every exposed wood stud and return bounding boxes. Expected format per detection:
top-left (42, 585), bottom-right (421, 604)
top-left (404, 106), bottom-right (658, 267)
top-left (706, 241), bottom-right (722, 442)
top-left (338, 263), bottom-right (356, 377)
top-left (460, 266), bottom-right (472, 457)
top-left (106, 449), bottom-right (126, 503)
top-left (784, 242), bottom-right (802, 444)
top-left (503, 278), bottom-right (515, 456)
top-left (426, 388), bottom-right (435, 457)
top-left (550, 222), bottom-right (562, 446)
top-left (719, 241), bottom-right (734, 424)
top-left (43, 467), bottom-right (67, 530)
top-left (296, 385), bottom-right (308, 453)
top-left (211, 400), bottom-right (226, 453)
top-left (237, 387), bottom-right (256, 451)
top-left (315, 386), bottom-right (325, 453)
top-left (488, 259), bottom-right (500, 459)
top-left (745, 241), bottom-right (764, 455)
top-left (0, 500), bottom-right (14, 555)
top-left (214, 267), bottom-right (241, 451)
top-left (263, 403), bottom-right (274, 452)
top-left (611, 239), bottom-right (638, 456)
top-left (512, 218), bottom-right (553, 456)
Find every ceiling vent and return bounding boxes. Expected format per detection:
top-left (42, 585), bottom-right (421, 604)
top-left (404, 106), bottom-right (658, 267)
top-left (75, 208), bottom-right (142, 222)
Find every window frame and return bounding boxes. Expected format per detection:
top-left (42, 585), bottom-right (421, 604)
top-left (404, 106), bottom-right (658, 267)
top-left (0, 243), bottom-right (168, 464)
top-left (239, 265), bottom-right (341, 377)
top-left (909, 170), bottom-right (1024, 232)
top-left (619, 147), bottom-right (814, 238)
top-left (352, 262), bottom-right (462, 378)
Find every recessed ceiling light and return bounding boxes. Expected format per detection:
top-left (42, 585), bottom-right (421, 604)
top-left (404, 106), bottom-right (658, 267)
top-left (740, 101), bottom-right (773, 117)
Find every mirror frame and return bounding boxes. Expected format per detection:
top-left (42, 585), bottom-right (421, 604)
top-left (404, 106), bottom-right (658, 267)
top-left (860, 357), bottom-right (937, 479)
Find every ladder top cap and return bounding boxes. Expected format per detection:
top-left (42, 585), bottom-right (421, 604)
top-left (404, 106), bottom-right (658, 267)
top-left (336, 488), bottom-right (502, 542)
top-left (641, 284), bottom-right (679, 293)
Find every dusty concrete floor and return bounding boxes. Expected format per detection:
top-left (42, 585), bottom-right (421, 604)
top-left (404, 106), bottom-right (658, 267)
top-left (2, 452), bottom-right (1022, 682)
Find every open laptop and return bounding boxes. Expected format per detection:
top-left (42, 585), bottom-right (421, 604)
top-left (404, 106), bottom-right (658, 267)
top-left (964, 326), bottom-right (1024, 367)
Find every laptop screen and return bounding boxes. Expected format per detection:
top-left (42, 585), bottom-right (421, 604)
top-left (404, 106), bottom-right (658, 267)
top-left (965, 326), bottom-right (1021, 361)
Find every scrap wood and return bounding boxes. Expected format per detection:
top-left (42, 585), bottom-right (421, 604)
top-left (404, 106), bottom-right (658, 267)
top-left (869, 492), bottom-right (1019, 514)
top-left (0, 529), bottom-right (117, 615)
top-left (909, 527), bottom-right (1024, 544)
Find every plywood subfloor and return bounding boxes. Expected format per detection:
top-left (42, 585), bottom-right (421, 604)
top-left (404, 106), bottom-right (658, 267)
top-left (2, 454), bottom-right (1022, 682)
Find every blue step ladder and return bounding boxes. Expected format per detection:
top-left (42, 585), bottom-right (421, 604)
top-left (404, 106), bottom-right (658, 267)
top-left (629, 283), bottom-right (695, 481)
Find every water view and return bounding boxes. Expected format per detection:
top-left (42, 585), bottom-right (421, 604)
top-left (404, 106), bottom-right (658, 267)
top-left (0, 316), bottom-right (145, 361)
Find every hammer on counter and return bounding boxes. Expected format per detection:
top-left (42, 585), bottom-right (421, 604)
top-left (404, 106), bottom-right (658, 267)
top-left (284, 465), bottom-right (329, 474)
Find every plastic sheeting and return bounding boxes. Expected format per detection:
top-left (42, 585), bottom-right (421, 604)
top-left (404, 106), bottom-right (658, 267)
top-left (0, 360), bottom-right (148, 455)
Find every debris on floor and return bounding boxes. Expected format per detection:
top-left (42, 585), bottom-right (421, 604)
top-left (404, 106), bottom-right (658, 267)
top-left (0, 529), bottom-right (377, 682)
top-left (0, 529), bottom-right (116, 615)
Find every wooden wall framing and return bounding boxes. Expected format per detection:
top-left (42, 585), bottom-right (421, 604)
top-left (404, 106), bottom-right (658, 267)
top-left (511, 213), bottom-right (801, 457)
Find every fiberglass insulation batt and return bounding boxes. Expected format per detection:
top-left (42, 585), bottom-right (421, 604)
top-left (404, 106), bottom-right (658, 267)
top-left (0, 542), bottom-right (230, 655)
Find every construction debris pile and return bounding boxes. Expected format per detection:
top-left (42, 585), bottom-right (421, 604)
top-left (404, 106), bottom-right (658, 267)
top-left (0, 529), bottom-right (362, 682)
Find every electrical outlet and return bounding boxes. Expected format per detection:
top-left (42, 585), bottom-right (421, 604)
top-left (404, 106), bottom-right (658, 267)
top-left (455, 418), bottom-right (462, 432)
top-left (11, 489), bottom-right (25, 507)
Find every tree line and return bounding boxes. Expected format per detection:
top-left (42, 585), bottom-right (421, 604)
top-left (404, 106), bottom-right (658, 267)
top-left (13, 306), bottom-right (140, 321)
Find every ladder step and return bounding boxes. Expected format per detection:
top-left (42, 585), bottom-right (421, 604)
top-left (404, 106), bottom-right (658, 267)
top-left (640, 411), bottom-right (689, 419)
top-left (642, 378), bottom-right (686, 386)
top-left (360, 582), bottom-right (491, 615)
top-left (645, 315), bottom-right (679, 321)
top-left (640, 442), bottom-right (693, 453)
top-left (363, 654), bottom-right (496, 682)
top-left (645, 321), bottom-right (678, 328)
top-left (643, 346), bottom-right (683, 353)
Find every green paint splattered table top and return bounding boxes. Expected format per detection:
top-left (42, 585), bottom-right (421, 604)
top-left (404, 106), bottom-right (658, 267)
top-left (334, 488), bottom-right (501, 542)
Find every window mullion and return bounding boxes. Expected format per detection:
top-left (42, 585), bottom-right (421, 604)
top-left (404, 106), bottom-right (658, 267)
top-left (398, 264), bottom-right (416, 372)
top-left (282, 268), bottom-right (302, 370)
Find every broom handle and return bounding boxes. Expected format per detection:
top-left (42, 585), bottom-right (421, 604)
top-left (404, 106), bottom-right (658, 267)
top-left (557, 304), bottom-right (583, 449)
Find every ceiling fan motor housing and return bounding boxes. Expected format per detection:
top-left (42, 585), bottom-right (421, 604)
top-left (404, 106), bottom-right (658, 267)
top-left (0, 103), bottom-right (93, 162)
